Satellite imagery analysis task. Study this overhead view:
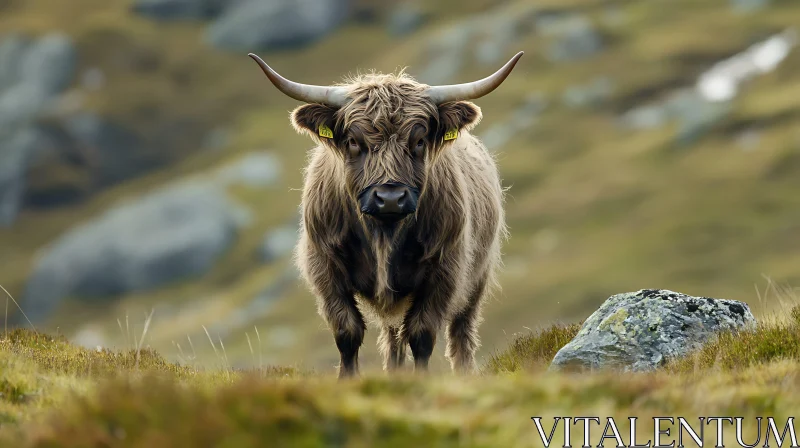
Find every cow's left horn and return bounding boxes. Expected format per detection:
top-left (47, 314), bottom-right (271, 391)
top-left (248, 53), bottom-right (348, 107)
top-left (426, 51), bottom-right (524, 104)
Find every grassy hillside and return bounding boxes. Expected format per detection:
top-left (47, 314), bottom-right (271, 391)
top-left (1, 0), bottom-right (800, 374)
top-left (3, 301), bottom-right (800, 447)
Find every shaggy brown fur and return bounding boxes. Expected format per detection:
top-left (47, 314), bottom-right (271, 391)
top-left (291, 71), bottom-right (507, 377)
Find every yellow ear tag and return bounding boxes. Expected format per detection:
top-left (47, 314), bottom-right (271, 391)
top-left (318, 124), bottom-right (334, 139)
top-left (443, 128), bottom-right (459, 141)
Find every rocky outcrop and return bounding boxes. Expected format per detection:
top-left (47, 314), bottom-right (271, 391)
top-left (387, 2), bottom-right (427, 37)
top-left (619, 29), bottom-right (796, 147)
top-left (550, 289), bottom-right (756, 372)
top-left (480, 93), bottom-right (548, 151)
top-left (417, 5), bottom-right (603, 86)
top-left (258, 225), bottom-right (297, 264)
top-left (0, 129), bottom-right (38, 225)
top-left (0, 33), bottom-right (148, 225)
top-left (23, 181), bottom-right (249, 324)
top-left (562, 76), bottom-right (615, 110)
top-left (22, 113), bottom-right (144, 208)
top-left (131, 0), bottom-right (227, 21)
top-left (417, 3), bottom-right (539, 84)
top-left (0, 33), bottom-right (77, 225)
top-left (215, 152), bottom-right (281, 189)
top-left (132, 0), bottom-right (353, 52)
top-left (205, 0), bottom-right (350, 52)
top-left (731, 0), bottom-right (770, 13)
top-left (0, 33), bottom-right (75, 130)
top-left (540, 14), bottom-right (604, 62)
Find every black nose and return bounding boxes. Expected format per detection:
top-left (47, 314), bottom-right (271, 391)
top-left (374, 184), bottom-right (408, 215)
top-left (359, 182), bottom-right (418, 221)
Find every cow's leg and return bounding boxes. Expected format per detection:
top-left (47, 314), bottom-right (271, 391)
top-left (327, 297), bottom-right (365, 379)
top-left (378, 325), bottom-right (405, 372)
top-left (307, 253), bottom-right (365, 379)
top-left (401, 268), bottom-right (454, 373)
top-left (445, 276), bottom-right (487, 374)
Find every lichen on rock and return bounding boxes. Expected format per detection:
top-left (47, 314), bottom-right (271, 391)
top-left (550, 289), bottom-right (756, 372)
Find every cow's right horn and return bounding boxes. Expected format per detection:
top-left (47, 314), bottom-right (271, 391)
top-left (249, 53), bottom-right (348, 107)
top-left (426, 51), bottom-right (524, 104)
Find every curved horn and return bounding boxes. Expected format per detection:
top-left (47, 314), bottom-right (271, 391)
top-left (248, 53), bottom-right (348, 106)
top-left (426, 51), bottom-right (524, 104)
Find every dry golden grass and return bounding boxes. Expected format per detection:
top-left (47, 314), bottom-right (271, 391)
top-left (2, 317), bottom-right (800, 447)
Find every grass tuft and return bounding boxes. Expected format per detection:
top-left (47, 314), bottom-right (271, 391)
top-left (1, 328), bottom-right (191, 378)
top-left (483, 323), bottom-right (582, 374)
top-left (668, 309), bottom-right (800, 372)
top-left (0, 378), bottom-right (31, 405)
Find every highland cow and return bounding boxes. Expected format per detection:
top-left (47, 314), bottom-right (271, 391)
top-left (249, 51), bottom-right (523, 377)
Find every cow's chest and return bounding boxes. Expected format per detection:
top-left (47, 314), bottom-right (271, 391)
top-left (345, 232), bottom-right (425, 304)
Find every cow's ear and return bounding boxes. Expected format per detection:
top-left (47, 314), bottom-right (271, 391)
top-left (437, 101), bottom-right (482, 136)
top-left (290, 104), bottom-right (338, 141)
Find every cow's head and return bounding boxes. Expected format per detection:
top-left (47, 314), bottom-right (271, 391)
top-left (249, 52), bottom-right (523, 226)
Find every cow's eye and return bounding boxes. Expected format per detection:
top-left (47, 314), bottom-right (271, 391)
top-left (413, 139), bottom-right (425, 157)
top-left (347, 138), bottom-right (361, 157)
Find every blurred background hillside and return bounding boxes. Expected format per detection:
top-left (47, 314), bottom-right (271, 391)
top-left (1, 0), bottom-right (799, 373)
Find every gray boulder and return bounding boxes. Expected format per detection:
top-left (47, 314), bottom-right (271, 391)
top-left (0, 129), bottom-right (40, 225)
top-left (619, 104), bottom-right (668, 130)
top-left (0, 33), bottom-right (74, 97)
top-left (668, 90), bottom-right (732, 147)
top-left (0, 33), bottom-right (77, 225)
top-left (0, 34), bottom-right (28, 89)
top-left (13, 113), bottom-right (145, 208)
top-left (258, 225), bottom-right (297, 264)
top-left (473, 5), bottom-right (538, 67)
top-left (562, 76), bottom-right (615, 109)
top-left (388, 2), bottom-right (426, 37)
top-left (61, 112), bottom-right (144, 187)
top-left (418, 23), bottom-right (472, 85)
top-left (731, 0), bottom-right (770, 13)
top-left (202, 127), bottom-right (230, 151)
top-left (0, 81), bottom-right (53, 131)
top-left (206, 0), bottom-right (350, 52)
top-left (550, 289), bottom-right (756, 372)
top-left (479, 122), bottom-right (514, 152)
top-left (131, 0), bottom-right (228, 20)
top-left (542, 15), bottom-right (604, 63)
top-left (215, 151), bottom-right (281, 189)
top-left (619, 88), bottom-right (732, 147)
top-left (23, 181), bottom-right (248, 323)
top-left (480, 93), bottom-right (547, 151)
top-left (18, 33), bottom-right (76, 95)
top-left (80, 68), bottom-right (106, 92)
top-left (419, 3), bottom-right (538, 83)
